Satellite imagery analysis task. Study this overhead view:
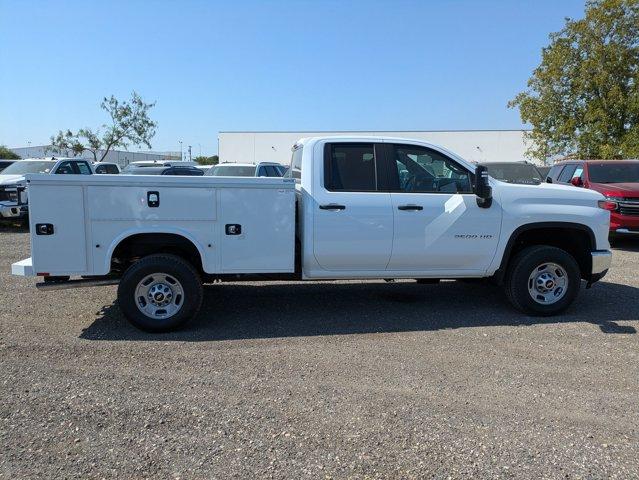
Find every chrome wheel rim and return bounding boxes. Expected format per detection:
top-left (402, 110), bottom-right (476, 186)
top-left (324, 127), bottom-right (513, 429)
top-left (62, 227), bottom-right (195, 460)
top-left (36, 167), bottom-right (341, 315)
top-left (134, 273), bottom-right (184, 319)
top-left (527, 262), bottom-right (568, 305)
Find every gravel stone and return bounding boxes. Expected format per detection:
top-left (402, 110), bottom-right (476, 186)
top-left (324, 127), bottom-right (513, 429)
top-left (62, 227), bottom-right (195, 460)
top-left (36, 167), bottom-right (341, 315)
top-left (1, 224), bottom-right (638, 478)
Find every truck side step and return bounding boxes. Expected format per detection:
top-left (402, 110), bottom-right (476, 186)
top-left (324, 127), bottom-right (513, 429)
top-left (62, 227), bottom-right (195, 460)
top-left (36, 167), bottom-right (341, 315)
top-left (36, 278), bottom-right (120, 291)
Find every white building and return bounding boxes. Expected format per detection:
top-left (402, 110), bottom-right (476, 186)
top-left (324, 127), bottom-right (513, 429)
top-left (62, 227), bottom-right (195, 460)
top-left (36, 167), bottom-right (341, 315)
top-left (218, 130), bottom-right (533, 166)
top-left (10, 145), bottom-right (180, 167)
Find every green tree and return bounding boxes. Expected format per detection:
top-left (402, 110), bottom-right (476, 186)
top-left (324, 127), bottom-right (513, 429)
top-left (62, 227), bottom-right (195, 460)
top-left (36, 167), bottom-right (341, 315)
top-left (50, 92), bottom-right (157, 162)
top-left (194, 155), bottom-right (219, 165)
top-left (509, 0), bottom-right (639, 161)
top-left (0, 145), bottom-right (20, 159)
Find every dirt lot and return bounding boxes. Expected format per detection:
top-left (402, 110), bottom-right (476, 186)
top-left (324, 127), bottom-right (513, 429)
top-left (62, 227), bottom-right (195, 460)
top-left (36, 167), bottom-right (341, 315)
top-left (1, 225), bottom-right (638, 479)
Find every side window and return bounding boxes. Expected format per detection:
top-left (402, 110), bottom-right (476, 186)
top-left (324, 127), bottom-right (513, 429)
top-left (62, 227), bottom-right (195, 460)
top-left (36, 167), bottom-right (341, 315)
top-left (76, 162), bottom-right (92, 175)
top-left (54, 161), bottom-right (74, 175)
top-left (547, 165), bottom-right (564, 181)
top-left (573, 166), bottom-right (584, 179)
top-left (257, 166), bottom-right (267, 177)
top-left (324, 143), bottom-right (376, 192)
top-left (287, 147), bottom-right (303, 180)
top-left (390, 145), bottom-right (472, 193)
top-left (265, 165), bottom-right (280, 177)
top-left (558, 164), bottom-right (577, 183)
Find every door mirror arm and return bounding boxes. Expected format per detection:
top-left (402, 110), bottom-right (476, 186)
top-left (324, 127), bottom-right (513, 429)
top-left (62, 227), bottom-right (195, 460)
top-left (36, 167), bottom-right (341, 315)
top-left (474, 165), bottom-right (493, 208)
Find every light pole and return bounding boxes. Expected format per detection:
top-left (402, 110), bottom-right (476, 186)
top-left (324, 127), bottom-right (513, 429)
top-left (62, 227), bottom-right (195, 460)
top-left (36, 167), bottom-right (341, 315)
top-left (179, 141), bottom-right (183, 161)
top-left (188, 145), bottom-right (192, 162)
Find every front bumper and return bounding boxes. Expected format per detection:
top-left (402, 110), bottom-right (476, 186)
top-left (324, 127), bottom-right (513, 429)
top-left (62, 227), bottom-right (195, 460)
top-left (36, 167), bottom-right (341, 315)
top-left (589, 250), bottom-right (612, 284)
top-left (0, 202), bottom-right (28, 218)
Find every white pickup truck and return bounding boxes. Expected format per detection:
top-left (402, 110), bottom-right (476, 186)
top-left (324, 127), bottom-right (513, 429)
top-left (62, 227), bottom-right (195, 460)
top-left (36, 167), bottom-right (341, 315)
top-left (12, 136), bottom-right (612, 331)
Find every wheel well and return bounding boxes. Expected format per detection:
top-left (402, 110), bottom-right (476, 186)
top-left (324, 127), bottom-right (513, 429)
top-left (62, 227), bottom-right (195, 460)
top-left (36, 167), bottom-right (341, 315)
top-left (111, 233), bottom-right (203, 274)
top-left (498, 225), bottom-right (594, 281)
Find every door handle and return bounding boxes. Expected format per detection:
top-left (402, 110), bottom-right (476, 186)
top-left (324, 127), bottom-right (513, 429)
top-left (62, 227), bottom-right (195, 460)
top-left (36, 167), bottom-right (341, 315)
top-left (319, 203), bottom-right (346, 211)
top-left (397, 204), bottom-right (423, 211)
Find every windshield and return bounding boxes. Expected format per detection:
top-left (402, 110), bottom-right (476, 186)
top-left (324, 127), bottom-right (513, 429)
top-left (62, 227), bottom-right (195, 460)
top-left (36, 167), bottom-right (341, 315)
top-left (588, 163), bottom-right (639, 183)
top-left (484, 163), bottom-right (542, 185)
top-left (1, 161), bottom-right (55, 175)
top-left (207, 165), bottom-right (256, 176)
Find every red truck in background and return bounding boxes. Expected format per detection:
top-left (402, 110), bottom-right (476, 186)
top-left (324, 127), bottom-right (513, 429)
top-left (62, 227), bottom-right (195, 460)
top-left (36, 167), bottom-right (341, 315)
top-left (546, 160), bottom-right (639, 239)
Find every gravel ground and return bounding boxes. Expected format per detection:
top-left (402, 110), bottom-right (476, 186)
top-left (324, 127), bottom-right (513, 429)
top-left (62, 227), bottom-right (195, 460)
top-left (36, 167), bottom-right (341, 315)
top-left (1, 224), bottom-right (638, 479)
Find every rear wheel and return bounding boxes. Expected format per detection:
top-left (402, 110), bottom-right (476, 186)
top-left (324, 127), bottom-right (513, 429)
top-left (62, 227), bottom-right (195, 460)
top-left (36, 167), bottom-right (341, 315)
top-left (118, 254), bottom-right (203, 332)
top-left (505, 245), bottom-right (581, 316)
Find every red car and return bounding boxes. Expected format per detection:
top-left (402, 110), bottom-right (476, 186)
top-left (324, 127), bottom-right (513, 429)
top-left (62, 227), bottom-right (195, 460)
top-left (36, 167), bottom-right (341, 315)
top-left (547, 160), bottom-right (639, 238)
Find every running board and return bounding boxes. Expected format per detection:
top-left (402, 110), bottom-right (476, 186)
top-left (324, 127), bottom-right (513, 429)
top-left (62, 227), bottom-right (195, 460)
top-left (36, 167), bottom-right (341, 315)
top-left (36, 278), bottom-right (120, 291)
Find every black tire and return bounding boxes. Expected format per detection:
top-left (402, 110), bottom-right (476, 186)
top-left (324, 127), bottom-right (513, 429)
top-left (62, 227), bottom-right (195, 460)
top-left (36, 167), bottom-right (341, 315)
top-left (505, 245), bottom-right (581, 316)
top-left (117, 254), bottom-right (203, 332)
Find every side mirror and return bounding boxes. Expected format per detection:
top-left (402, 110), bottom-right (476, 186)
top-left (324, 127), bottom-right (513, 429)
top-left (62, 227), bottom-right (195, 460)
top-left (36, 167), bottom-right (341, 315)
top-left (546, 177), bottom-right (553, 183)
top-left (474, 165), bottom-right (492, 208)
top-left (570, 177), bottom-right (583, 187)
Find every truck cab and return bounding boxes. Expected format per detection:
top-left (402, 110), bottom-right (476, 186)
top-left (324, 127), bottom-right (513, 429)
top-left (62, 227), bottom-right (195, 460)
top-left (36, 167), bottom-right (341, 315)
top-left (0, 157), bottom-right (93, 220)
top-left (12, 137), bottom-right (612, 332)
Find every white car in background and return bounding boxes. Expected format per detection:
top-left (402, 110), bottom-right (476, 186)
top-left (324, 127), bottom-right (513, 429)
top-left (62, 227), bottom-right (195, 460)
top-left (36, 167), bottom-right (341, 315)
top-left (207, 162), bottom-right (287, 177)
top-left (0, 157), bottom-right (93, 220)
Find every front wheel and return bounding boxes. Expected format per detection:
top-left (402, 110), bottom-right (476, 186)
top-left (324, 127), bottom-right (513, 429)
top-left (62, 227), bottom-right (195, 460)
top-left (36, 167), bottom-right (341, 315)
top-left (505, 246), bottom-right (581, 316)
top-left (118, 254), bottom-right (203, 332)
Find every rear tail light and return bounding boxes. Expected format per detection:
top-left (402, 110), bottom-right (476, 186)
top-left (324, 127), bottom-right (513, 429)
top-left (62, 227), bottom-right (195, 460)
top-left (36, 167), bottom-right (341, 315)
top-left (598, 200), bottom-right (618, 211)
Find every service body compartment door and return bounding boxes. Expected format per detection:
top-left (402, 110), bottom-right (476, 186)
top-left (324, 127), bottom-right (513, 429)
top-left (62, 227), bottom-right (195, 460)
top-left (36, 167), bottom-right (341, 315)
top-left (29, 184), bottom-right (87, 273)
top-left (219, 187), bottom-right (295, 273)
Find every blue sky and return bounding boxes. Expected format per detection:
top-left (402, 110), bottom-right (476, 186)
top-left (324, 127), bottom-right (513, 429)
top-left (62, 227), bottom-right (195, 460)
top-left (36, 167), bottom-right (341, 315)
top-left (0, 0), bottom-right (586, 155)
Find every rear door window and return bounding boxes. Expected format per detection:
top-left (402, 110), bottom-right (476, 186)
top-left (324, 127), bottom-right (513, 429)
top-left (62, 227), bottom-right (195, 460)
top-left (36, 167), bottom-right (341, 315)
top-left (558, 164), bottom-right (577, 183)
top-left (54, 161), bottom-right (75, 174)
top-left (75, 161), bottom-right (92, 175)
top-left (324, 143), bottom-right (377, 191)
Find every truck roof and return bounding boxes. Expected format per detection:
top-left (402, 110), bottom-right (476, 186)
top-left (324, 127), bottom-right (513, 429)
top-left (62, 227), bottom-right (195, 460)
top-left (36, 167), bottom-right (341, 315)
top-left (296, 136), bottom-right (477, 171)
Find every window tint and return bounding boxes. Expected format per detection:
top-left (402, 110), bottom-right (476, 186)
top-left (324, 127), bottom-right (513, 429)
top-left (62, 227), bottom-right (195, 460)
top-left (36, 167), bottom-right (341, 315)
top-left (55, 161), bottom-right (74, 175)
top-left (325, 144), bottom-right (376, 191)
top-left (547, 165), bottom-right (563, 181)
top-left (96, 164), bottom-right (119, 174)
top-left (76, 162), bottom-right (92, 175)
top-left (257, 166), bottom-right (267, 176)
top-left (558, 164), bottom-right (577, 183)
top-left (265, 165), bottom-right (280, 177)
top-left (287, 147), bottom-right (303, 180)
top-left (391, 145), bottom-right (472, 193)
top-left (588, 162), bottom-right (639, 183)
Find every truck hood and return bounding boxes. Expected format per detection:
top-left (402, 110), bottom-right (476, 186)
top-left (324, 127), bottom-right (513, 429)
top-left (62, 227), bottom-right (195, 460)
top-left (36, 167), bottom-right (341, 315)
top-left (588, 182), bottom-right (639, 198)
top-left (0, 174), bottom-right (26, 186)
top-left (494, 178), bottom-right (603, 204)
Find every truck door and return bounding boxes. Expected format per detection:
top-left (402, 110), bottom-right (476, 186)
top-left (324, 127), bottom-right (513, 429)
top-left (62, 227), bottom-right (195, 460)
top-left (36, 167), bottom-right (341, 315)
top-left (312, 142), bottom-right (393, 271)
top-left (383, 143), bottom-right (501, 273)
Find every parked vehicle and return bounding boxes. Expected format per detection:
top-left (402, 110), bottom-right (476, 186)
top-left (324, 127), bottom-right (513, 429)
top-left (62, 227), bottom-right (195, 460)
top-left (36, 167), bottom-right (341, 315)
top-left (0, 157), bottom-right (93, 220)
top-left (121, 161), bottom-right (197, 175)
top-left (0, 160), bottom-right (16, 173)
top-left (195, 165), bottom-right (213, 175)
top-left (480, 161), bottom-right (544, 185)
top-left (547, 160), bottom-right (639, 237)
top-left (161, 166), bottom-right (204, 176)
top-left (207, 162), bottom-right (287, 177)
top-left (537, 165), bottom-right (551, 179)
top-left (94, 162), bottom-right (121, 174)
top-left (12, 136), bottom-right (612, 332)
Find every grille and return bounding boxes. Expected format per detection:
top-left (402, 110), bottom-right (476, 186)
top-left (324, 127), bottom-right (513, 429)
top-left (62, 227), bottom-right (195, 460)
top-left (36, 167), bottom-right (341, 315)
top-left (618, 203), bottom-right (639, 216)
top-left (0, 188), bottom-right (16, 202)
